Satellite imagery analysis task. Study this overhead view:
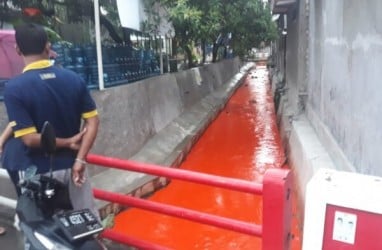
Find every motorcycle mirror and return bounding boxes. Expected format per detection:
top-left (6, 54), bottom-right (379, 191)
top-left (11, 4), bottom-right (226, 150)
top-left (41, 121), bottom-right (56, 155)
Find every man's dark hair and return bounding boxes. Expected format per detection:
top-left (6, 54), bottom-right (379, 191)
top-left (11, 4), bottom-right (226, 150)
top-left (15, 23), bottom-right (48, 56)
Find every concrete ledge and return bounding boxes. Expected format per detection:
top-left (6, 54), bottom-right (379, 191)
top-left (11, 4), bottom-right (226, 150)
top-left (288, 115), bottom-right (336, 206)
top-left (277, 96), bottom-right (347, 224)
top-left (306, 104), bottom-right (356, 173)
top-left (92, 63), bottom-right (254, 217)
top-left (280, 102), bottom-right (357, 213)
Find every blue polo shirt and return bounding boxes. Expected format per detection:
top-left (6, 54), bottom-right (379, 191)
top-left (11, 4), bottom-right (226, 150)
top-left (4, 60), bottom-right (98, 173)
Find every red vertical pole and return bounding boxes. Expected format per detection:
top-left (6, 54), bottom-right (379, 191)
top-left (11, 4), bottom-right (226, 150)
top-left (262, 168), bottom-right (293, 250)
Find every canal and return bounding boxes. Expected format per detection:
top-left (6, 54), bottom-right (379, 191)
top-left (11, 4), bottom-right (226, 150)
top-left (113, 65), bottom-right (302, 249)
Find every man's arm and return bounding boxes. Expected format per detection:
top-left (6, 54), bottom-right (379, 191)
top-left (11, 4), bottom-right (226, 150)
top-left (20, 130), bottom-right (86, 150)
top-left (75, 116), bottom-right (99, 162)
top-left (72, 115), bottom-right (99, 186)
top-left (0, 123), bottom-right (14, 153)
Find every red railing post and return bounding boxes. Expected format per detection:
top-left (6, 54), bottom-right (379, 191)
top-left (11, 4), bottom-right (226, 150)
top-left (262, 168), bottom-right (293, 250)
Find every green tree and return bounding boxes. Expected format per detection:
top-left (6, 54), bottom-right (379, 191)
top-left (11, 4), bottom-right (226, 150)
top-left (207, 0), bottom-right (278, 60)
top-left (191, 0), bottom-right (222, 63)
top-left (1, 0), bottom-right (278, 66)
top-left (141, 0), bottom-right (168, 52)
top-left (0, 0), bottom-right (124, 43)
top-left (229, 0), bottom-right (277, 57)
top-left (152, 0), bottom-right (202, 68)
top-left (144, 0), bottom-right (277, 65)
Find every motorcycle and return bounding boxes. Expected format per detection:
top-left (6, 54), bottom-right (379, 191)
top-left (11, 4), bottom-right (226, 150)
top-left (16, 121), bottom-right (104, 250)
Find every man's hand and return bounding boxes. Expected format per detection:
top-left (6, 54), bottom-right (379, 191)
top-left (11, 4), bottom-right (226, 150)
top-left (72, 161), bottom-right (86, 187)
top-left (68, 128), bottom-right (87, 150)
top-left (71, 116), bottom-right (98, 187)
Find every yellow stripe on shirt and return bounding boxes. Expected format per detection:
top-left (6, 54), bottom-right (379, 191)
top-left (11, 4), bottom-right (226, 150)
top-left (14, 126), bottom-right (37, 138)
top-left (82, 110), bottom-right (98, 119)
top-left (23, 60), bottom-right (53, 73)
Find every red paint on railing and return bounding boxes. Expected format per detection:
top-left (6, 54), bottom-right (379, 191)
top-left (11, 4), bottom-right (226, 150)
top-left (87, 153), bottom-right (263, 195)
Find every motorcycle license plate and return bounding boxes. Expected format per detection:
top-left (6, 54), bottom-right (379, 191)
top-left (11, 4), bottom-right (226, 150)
top-left (53, 209), bottom-right (103, 241)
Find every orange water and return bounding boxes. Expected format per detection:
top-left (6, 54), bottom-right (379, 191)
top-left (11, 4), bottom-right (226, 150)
top-left (113, 66), bottom-right (302, 249)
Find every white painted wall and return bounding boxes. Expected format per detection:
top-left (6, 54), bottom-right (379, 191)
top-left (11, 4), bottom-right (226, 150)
top-left (307, 0), bottom-right (382, 176)
top-left (116, 0), bottom-right (143, 31)
top-left (280, 0), bottom-right (382, 176)
top-left (116, 0), bottom-right (173, 35)
top-left (275, 0), bottom-right (382, 209)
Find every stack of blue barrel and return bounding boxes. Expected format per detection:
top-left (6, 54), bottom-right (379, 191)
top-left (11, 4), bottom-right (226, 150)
top-left (51, 43), bottom-right (95, 87)
top-left (51, 42), bottom-right (161, 88)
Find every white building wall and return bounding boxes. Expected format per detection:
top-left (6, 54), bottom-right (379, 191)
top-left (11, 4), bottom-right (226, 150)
top-left (307, 0), bottom-right (382, 176)
top-left (276, 0), bottom-right (382, 208)
top-left (116, 0), bottom-right (173, 36)
top-left (116, 0), bottom-right (143, 31)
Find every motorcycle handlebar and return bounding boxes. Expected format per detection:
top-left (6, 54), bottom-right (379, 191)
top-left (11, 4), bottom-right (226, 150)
top-left (18, 179), bottom-right (42, 192)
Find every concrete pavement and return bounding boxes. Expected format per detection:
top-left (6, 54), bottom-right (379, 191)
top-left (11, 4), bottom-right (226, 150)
top-left (0, 205), bottom-right (23, 250)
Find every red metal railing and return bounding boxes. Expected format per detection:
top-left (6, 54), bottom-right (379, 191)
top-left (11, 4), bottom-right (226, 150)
top-left (87, 153), bottom-right (292, 250)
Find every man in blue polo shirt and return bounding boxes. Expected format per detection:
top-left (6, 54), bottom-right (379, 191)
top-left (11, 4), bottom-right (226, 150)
top-left (3, 23), bottom-right (99, 216)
